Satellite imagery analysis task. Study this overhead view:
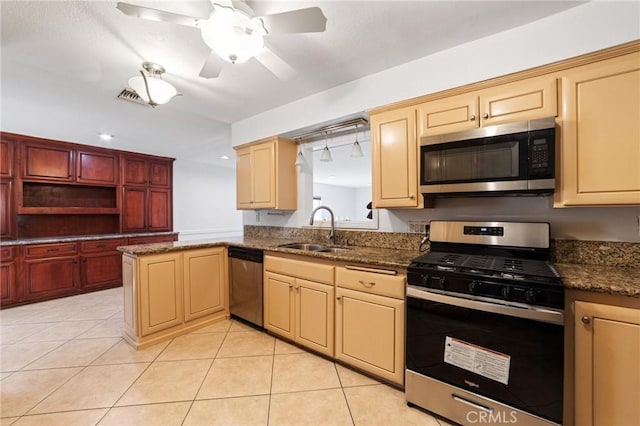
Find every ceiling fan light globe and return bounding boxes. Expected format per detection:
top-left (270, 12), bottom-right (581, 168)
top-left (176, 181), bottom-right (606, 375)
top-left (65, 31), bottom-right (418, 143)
top-left (201, 6), bottom-right (266, 64)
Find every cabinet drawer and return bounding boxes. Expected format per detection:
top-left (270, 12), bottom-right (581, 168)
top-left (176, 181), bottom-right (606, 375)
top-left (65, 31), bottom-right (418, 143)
top-left (336, 266), bottom-right (405, 299)
top-left (1, 246), bottom-right (15, 261)
top-left (81, 238), bottom-right (126, 253)
top-left (127, 235), bottom-right (177, 245)
top-left (265, 255), bottom-right (334, 285)
top-left (25, 242), bottom-right (78, 258)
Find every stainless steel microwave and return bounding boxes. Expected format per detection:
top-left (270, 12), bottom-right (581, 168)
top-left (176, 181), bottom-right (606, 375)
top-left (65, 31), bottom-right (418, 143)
top-left (420, 117), bottom-right (556, 197)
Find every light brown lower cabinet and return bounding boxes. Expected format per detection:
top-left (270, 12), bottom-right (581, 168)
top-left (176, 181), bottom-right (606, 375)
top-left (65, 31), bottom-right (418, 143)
top-left (574, 300), bottom-right (640, 426)
top-left (264, 256), bottom-right (335, 357)
top-left (335, 266), bottom-right (405, 385)
top-left (122, 247), bottom-right (228, 349)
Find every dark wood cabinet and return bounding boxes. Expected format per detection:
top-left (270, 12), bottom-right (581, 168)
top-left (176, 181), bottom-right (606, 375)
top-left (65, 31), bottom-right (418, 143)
top-left (0, 247), bottom-right (19, 306)
top-left (0, 180), bottom-right (15, 239)
top-left (121, 154), bottom-right (173, 233)
top-left (23, 242), bottom-right (79, 301)
top-left (76, 150), bottom-right (118, 186)
top-left (122, 155), bottom-right (171, 187)
top-left (1, 137), bottom-right (15, 178)
top-left (80, 238), bottom-right (126, 289)
top-left (22, 142), bottom-right (75, 182)
top-left (127, 233), bottom-right (178, 245)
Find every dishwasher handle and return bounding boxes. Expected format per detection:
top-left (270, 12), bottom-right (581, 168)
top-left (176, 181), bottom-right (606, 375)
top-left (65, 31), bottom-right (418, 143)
top-left (228, 246), bottom-right (263, 263)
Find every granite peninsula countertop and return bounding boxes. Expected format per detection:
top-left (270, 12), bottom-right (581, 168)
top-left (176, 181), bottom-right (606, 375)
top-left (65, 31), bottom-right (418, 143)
top-left (117, 236), bottom-right (421, 269)
top-left (117, 237), bottom-right (640, 298)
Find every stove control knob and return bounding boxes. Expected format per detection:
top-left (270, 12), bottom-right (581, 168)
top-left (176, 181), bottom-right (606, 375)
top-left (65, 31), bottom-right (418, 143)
top-left (501, 286), bottom-right (511, 298)
top-left (468, 281), bottom-right (478, 293)
top-left (421, 274), bottom-right (430, 286)
top-left (525, 289), bottom-right (537, 304)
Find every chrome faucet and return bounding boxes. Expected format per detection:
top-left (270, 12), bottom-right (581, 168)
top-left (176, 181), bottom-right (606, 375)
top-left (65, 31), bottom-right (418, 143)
top-left (309, 205), bottom-right (335, 245)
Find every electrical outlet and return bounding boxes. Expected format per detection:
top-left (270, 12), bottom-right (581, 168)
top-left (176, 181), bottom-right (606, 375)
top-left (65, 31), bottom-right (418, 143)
top-left (408, 221), bottom-right (428, 234)
top-left (637, 216), bottom-right (640, 238)
top-left (255, 211), bottom-right (260, 223)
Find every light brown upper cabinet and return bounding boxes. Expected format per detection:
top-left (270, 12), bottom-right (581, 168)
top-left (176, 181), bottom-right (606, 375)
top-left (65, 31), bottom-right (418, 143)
top-left (234, 136), bottom-right (297, 210)
top-left (370, 106), bottom-right (422, 208)
top-left (556, 52), bottom-right (640, 206)
top-left (418, 75), bottom-right (558, 138)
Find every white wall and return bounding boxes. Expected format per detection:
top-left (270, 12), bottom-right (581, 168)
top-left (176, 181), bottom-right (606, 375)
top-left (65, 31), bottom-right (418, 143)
top-left (173, 159), bottom-right (243, 241)
top-left (233, 1), bottom-right (640, 242)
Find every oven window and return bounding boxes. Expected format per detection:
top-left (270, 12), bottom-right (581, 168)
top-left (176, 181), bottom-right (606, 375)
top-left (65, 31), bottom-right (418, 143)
top-left (423, 137), bottom-right (525, 184)
top-left (406, 296), bottom-right (563, 423)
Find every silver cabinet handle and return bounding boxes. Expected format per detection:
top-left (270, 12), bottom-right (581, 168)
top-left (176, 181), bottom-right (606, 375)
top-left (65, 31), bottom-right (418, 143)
top-left (581, 316), bottom-right (591, 324)
top-left (470, 115), bottom-right (476, 121)
top-left (483, 113), bottom-right (489, 119)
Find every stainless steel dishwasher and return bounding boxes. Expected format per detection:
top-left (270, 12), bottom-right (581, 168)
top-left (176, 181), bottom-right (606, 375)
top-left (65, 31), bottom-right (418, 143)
top-left (228, 246), bottom-right (264, 327)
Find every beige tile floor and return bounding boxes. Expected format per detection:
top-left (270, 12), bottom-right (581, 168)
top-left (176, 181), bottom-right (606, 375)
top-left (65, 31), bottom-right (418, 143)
top-left (0, 287), bottom-right (448, 426)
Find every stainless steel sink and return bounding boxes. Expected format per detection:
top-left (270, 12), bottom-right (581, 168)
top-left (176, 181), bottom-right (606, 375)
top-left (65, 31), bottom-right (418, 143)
top-left (277, 243), bottom-right (352, 253)
top-left (277, 243), bottom-right (326, 251)
top-left (317, 247), bottom-right (351, 253)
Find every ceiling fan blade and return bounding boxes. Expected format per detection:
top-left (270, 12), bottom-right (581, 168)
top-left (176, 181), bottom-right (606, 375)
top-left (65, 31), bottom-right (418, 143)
top-left (259, 7), bottom-right (327, 34)
top-left (199, 52), bottom-right (227, 79)
top-left (254, 46), bottom-right (297, 81)
top-left (116, 2), bottom-right (201, 27)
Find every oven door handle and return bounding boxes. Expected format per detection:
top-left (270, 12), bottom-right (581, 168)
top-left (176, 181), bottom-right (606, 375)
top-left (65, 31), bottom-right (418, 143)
top-left (407, 286), bottom-right (564, 325)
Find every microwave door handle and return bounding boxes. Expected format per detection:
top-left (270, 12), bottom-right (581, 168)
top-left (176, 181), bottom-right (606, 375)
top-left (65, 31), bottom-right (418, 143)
top-left (406, 286), bottom-right (564, 325)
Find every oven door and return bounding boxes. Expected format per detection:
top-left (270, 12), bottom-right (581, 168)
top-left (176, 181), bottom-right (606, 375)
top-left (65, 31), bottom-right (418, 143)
top-left (406, 286), bottom-right (564, 424)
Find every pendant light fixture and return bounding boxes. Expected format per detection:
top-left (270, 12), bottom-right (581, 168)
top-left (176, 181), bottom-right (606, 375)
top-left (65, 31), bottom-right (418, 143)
top-left (320, 132), bottom-right (332, 162)
top-left (350, 124), bottom-right (364, 157)
top-left (295, 141), bottom-right (305, 167)
top-left (128, 62), bottom-right (178, 107)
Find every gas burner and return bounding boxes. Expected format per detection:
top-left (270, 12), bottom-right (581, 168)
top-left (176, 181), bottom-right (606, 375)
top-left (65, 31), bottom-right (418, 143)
top-left (436, 265), bottom-right (456, 272)
top-left (501, 272), bottom-right (526, 280)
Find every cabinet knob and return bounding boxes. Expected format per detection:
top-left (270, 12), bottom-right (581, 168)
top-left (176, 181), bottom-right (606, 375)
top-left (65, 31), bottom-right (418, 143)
top-left (409, 193), bottom-right (415, 200)
top-left (581, 316), bottom-right (591, 324)
top-left (483, 113), bottom-right (489, 119)
top-left (336, 296), bottom-right (342, 301)
top-left (470, 115), bottom-right (476, 121)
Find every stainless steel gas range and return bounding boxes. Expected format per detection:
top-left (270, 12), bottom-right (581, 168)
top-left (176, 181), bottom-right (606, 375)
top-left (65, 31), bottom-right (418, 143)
top-left (405, 221), bottom-right (564, 426)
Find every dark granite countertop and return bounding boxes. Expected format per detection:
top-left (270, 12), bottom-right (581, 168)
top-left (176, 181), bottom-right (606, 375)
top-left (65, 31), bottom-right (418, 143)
top-left (556, 263), bottom-right (640, 298)
top-left (117, 236), bottom-right (420, 269)
top-left (117, 237), bottom-right (640, 298)
top-left (0, 231), bottom-right (178, 246)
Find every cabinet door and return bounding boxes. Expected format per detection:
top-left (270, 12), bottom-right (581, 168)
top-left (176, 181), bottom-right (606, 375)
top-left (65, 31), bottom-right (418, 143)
top-left (183, 248), bottom-right (226, 322)
top-left (264, 271), bottom-right (295, 340)
top-left (0, 248), bottom-right (18, 306)
top-left (76, 150), bottom-right (118, 185)
top-left (480, 75), bottom-right (557, 126)
top-left (251, 142), bottom-right (275, 209)
top-left (122, 155), bottom-right (148, 186)
top-left (575, 301), bottom-right (640, 426)
top-left (148, 188), bottom-right (172, 231)
top-left (122, 186), bottom-right (146, 232)
top-left (417, 93), bottom-right (479, 137)
top-left (23, 256), bottom-right (78, 300)
top-left (139, 253), bottom-right (183, 337)
top-left (295, 278), bottom-right (334, 357)
top-left (0, 179), bottom-right (15, 239)
top-left (22, 143), bottom-right (74, 182)
top-left (0, 136), bottom-right (14, 178)
top-left (235, 147), bottom-right (252, 209)
top-left (335, 287), bottom-right (405, 385)
top-left (558, 53), bottom-right (640, 206)
top-left (371, 107), bottom-right (420, 208)
top-left (80, 252), bottom-right (123, 289)
top-left (148, 161), bottom-right (171, 187)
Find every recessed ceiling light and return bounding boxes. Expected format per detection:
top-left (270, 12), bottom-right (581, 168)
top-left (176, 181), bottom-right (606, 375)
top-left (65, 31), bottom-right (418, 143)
top-left (98, 133), bottom-right (113, 141)
top-left (220, 155), bottom-right (230, 160)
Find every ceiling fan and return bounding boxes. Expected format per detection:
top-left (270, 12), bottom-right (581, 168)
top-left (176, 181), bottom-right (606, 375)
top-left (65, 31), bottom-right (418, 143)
top-left (116, 0), bottom-right (327, 80)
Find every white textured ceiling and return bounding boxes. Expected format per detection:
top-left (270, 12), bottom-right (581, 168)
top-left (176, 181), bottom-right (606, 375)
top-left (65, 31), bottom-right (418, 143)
top-left (1, 1), bottom-right (584, 168)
